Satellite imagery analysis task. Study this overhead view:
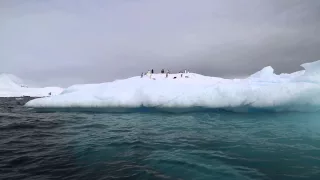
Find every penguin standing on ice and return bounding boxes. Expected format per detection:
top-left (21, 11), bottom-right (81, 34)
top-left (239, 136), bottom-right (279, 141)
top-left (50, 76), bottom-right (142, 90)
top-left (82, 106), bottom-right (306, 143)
top-left (151, 69), bottom-right (154, 74)
top-left (146, 70), bottom-right (152, 78)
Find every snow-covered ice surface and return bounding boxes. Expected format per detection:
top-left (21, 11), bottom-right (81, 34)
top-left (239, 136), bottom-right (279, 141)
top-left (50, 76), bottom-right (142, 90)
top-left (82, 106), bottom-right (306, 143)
top-left (26, 60), bottom-right (320, 113)
top-left (0, 74), bottom-right (63, 97)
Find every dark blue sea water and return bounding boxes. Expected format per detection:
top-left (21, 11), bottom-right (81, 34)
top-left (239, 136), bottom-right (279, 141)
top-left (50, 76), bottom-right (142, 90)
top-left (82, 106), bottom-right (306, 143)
top-left (1, 97), bottom-right (320, 180)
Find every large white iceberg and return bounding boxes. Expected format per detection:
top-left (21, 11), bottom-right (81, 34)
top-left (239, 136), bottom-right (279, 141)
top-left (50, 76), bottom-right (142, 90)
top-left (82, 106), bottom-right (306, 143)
top-left (0, 74), bottom-right (63, 97)
top-left (25, 60), bottom-right (320, 113)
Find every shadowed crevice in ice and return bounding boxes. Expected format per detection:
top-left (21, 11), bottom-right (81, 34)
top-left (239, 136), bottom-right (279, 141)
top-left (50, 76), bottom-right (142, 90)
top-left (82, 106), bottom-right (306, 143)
top-left (28, 103), bottom-right (320, 114)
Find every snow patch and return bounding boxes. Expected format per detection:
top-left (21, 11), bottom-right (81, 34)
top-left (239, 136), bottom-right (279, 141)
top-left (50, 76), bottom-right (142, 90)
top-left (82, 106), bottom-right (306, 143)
top-left (0, 73), bottom-right (63, 97)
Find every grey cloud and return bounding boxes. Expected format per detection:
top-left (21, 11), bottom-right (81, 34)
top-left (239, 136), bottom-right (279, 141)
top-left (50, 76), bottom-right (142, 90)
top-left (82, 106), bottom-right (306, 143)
top-left (1, 0), bottom-right (320, 87)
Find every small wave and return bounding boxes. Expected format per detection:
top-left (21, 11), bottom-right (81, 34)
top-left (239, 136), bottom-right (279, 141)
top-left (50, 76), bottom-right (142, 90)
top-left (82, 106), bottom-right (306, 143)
top-left (0, 122), bottom-right (37, 130)
top-left (72, 123), bottom-right (109, 129)
top-left (7, 156), bottom-right (32, 167)
top-left (108, 140), bottom-right (146, 147)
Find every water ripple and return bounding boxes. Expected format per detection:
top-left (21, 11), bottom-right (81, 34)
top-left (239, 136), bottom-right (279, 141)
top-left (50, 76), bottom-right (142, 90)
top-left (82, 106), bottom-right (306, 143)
top-left (1, 97), bottom-right (320, 179)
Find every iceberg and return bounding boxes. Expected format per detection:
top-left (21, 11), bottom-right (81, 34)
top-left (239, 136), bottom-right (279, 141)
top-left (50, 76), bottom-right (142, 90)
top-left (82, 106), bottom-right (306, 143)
top-left (25, 60), bottom-right (320, 113)
top-left (0, 74), bottom-right (63, 97)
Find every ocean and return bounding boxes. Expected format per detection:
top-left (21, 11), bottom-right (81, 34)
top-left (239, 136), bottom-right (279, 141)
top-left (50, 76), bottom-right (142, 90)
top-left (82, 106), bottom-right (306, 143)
top-left (1, 97), bottom-right (320, 180)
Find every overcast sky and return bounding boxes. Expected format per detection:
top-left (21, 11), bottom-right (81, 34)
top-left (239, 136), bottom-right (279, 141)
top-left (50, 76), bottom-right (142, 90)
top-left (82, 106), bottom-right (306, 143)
top-left (1, 0), bottom-right (320, 87)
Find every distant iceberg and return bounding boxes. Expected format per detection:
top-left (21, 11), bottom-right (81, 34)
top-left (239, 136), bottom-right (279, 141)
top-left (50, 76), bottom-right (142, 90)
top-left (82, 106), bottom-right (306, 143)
top-left (25, 60), bottom-right (320, 113)
top-left (0, 73), bottom-right (63, 97)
